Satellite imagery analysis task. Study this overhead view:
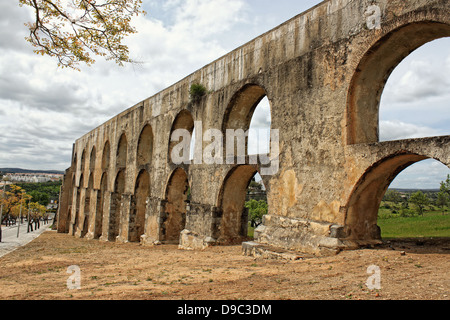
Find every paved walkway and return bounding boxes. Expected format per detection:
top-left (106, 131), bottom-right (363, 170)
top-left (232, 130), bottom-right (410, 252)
top-left (0, 222), bottom-right (52, 258)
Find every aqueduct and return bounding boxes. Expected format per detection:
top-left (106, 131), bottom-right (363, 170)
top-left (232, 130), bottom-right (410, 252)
top-left (56, 0), bottom-right (450, 256)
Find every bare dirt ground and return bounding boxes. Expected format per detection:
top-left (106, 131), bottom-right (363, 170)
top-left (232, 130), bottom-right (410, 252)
top-left (0, 231), bottom-right (448, 300)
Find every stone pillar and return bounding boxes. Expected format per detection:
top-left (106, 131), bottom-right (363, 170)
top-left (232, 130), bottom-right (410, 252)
top-left (116, 193), bottom-right (131, 243)
top-left (85, 189), bottom-right (98, 240)
top-left (140, 197), bottom-right (159, 245)
top-left (74, 188), bottom-right (86, 238)
top-left (68, 187), bottom-right (78, 236)
top-left (179, 204), bottom-right (217, 250)
top-left (55, 168), bottom-right (73, 233)
top-left (99, 191), bottom-right (112, 242)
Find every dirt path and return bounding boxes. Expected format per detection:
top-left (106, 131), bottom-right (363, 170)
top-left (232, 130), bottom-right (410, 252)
top-left (0, 231), bottom-right (448, 300)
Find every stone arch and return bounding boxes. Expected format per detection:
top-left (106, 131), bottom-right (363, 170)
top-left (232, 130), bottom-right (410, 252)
top-left (95, 172), bottom-right (108, 239)
top-left (81, 173), bottom-right (94, 238)
top-left (80, 149), bottom-right (86, 172)
top-left (346, 20), bottom-right (450, 145)
top-left (66, 174), bottom-right (76, 233)
top-left (129, 169), bottom-right (150, 242)
top-left (216, 164), bottom-right (259, 244)
top-left (137, 124), bottom-right (154, 168)
top-left (74, 173), bottom-right (84, 236)
top-left (222, 84), bottom-right (271, 157)
top-left (116, 133), bottom-right (128, 168)
top-left (90, 146), bottom-right (96, 171)
top-left (101, 141), bottom-right (111, 171)
top-left (72, 153), bottom-right (77, 172)
top-left (343, 152), bottom-right (450, 242)
top-left (162, 167), bottom-right (189, 244)
top-left (109, 170), bottom-right (125, 241)
top-left (168, 110), bottom-right (195, 164)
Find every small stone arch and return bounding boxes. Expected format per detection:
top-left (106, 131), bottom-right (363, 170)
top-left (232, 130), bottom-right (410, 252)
top-left (168, 110), bottom-right (195, 165)
top-left (101, 141), bottom-right (111, 172)
top-left (108, 170), bottom-right (125, 241)
top-left (81, 173), bottom-right (94, 238)
top-left (74, 173), bottom-right (84, 236)
top-left (90, 146), bottom-right (96, 172)
top-left (216, 164), bottom-right (260, 244)
top-left (116, 133), bottom-right (128, 169)
top-left (129, 169), bottom-right (150, 243)
top-left (162, 167), bottom-right (190, 244)
top-left (136, 124), bottom-right (154, 168)
top-left (95, 172), bottom-right (108, 239)
top-left (80, 149), bottom-right (86, 172)
top-left (222, 84), bottom-right (272, 157)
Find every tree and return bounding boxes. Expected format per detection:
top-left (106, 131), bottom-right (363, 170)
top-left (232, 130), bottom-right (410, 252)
top-left (245, 199), bottom-right (268, 228)
top-left (383, 189), bottom-right (402, 204)
top-left (19, 0), bottom-right (145, 70)
top-left (409, 191), bottom-right (429, 216)
top-left (438, 174), bottom-right (450, 215)
top-left (436, 191), bottom-right (448, 215)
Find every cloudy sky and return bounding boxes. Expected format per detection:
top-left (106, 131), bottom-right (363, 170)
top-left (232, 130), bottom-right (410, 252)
top-left (0, 0), bottom-right (449, 189)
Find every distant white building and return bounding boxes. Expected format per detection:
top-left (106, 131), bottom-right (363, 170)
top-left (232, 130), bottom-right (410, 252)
top-left (5, 173), bottom-right (63, 183)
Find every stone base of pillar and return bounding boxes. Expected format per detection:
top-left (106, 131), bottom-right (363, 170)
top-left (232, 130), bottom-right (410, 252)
top-left (253, 215), bottom-right (367, 256)
top-left (178, 229), bottom-right (216, 250)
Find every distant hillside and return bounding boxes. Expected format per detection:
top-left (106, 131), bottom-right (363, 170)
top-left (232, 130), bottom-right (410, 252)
top-left (391, 188), bottom-right (440, 193)
top-left (0, 168), bottom-right (64, 175)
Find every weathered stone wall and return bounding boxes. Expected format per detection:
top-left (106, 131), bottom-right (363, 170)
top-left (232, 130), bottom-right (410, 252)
top-left (56, 0), bottom-right (450, 256)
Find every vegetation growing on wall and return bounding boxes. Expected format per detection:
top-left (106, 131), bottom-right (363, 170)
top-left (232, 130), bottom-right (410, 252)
top-left (189, 83), bottom-right (207, 103)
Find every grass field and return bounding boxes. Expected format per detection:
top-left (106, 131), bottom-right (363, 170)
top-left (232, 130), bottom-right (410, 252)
top-left (378, 211), bottom-right (450, 239)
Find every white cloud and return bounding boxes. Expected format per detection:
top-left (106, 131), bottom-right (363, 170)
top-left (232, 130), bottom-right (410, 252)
top-left (390, 159), bottom-right (450, 190)
top-left (380, 120), bottom-right (443, 141)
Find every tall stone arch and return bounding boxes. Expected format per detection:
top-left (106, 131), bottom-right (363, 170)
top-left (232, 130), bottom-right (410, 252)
top-left (116, 133), bottom-right (128, 169)
top-left (137, 124), bottom-right (154, 168)
top-left (129, 169), bottom-right (150, 243)
top-left (216, 165), bottom-right (259, 244)
top-left (162, 167), bottom-right (190, 244)
top-left (346, 20), bottom-right (450, 145)
top-left (109, 170), bottom-right (125, 241)
top-left (102, 141), bottom-right (111, 172)
top-left (222, 84), bottom-right (270, 158)
top-left (168, 110), bottom-right (194, 165)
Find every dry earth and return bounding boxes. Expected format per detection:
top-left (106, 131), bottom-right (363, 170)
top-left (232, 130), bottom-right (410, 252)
top-left (0, 231), bottom-right (448, 300)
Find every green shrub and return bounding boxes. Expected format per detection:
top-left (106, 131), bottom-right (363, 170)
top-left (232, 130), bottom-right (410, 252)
top-left (189, 83), bottom-right (207, 102)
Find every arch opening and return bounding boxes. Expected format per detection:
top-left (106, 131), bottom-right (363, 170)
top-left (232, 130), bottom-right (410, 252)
top-left (137, 125), bottom-right (154, 167)
top-left (116, 134), bottom-right (128, 168)
top-left (81, 173), bottom-right (94, 238)
top-left (379, 38), bottom-right (450, 142)
top-left (162, 168), bottom-right (189, 244)
top-left (80, 149), bottom-right (86, 172)
top-left (95, 172), bottom-right (107, 239)
top-left (223, 84), bottom-right (271, 158)
top-left (344, 154), bottom-right (450, 242)
top-left (89, 146), bottom-right (96, 171)
top-left (74, 174), bottom-right (83, 236)
top-left (101, 141), bottom-right (110, 171)
top-left (216, 165), bottom-right (267, 245)
top-left (109, 170), bottom-right (125, 242)
top-left (347, 21), bottom-right (450, 145)
top-left (129, 170), bottom-right (150, 243)
top-left (169, 110), bottom-right (194, 165)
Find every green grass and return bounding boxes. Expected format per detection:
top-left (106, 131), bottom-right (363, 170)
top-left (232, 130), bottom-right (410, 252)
top-left (378, 211), bottom-right (450, 239)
